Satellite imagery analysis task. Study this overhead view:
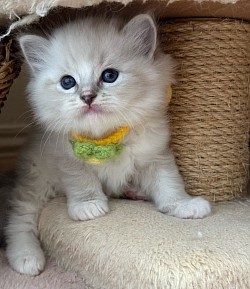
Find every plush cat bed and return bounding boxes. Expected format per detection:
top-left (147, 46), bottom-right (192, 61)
top-left (39, 197), bottom-right (250, 289)
top-left (0, 0), bottom-right (249, 39)
top-left (0, 0), bottom-right (249, 20)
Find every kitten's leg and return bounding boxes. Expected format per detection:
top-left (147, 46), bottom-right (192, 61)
top-left (142, 153), bottom-right (211, 219)
top-left (6, 181), bottom-right (53, 275)
top-left (61, 166), bottom-right (108, 221)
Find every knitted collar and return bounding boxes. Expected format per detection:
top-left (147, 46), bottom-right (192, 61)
top-left (69, 126), bottom-right (130, 164)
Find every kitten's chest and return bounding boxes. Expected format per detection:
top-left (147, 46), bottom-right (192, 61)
top-left (91, 147), bottom-right (138, 196)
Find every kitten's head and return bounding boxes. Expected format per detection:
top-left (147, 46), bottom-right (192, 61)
top-left (20, 14), bottom-right (174, 136)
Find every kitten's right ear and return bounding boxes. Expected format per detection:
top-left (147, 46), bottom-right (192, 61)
top-left (122, 14), bottom-right (157, 59)
top-left (19, 34), bottom-right (50, 72)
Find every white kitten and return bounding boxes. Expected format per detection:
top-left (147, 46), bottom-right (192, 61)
top-left (6, 14), bottom-right (211, 276)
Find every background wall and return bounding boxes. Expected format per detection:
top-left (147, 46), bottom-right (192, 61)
top-left (0, 69), bottom-right (29, 173)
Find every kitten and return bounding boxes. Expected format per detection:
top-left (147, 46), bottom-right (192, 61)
top-left (6, 14), bottom-right (211, 276)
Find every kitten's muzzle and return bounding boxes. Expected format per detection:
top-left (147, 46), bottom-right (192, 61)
top-left (80, 94), bottom-right (97, 106)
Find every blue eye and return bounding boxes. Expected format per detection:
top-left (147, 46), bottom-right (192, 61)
top-left (61, 75), bottom-right (76, 90)
top-left (101, 69), bottom-right (119, 83)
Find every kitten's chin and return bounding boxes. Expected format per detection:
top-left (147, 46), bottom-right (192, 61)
top-left (70, 108), bottom-right (128, 138)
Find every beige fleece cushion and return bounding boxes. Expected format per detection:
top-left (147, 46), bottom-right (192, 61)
top-left (39, 197), bottom-right (250, 289)
top-left (0, 0), bottom-right (242, 17)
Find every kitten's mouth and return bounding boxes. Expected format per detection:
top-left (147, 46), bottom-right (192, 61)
top-left (83, 104), bottom-right (104, 115)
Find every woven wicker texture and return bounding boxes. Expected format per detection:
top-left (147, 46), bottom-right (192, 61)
top-left (0, 39), bottom-right (21, 113)
top-left (160, 19), bottom-right (250, 202)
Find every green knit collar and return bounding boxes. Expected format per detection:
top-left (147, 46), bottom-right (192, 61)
top-left (69, 126), bottom-right (130, 164)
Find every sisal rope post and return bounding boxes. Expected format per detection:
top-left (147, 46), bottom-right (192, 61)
top-left (160, 19), bottom-right (250, 202)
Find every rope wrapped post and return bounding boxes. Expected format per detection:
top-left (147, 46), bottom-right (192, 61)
top-left (0, 38), bottom-right (22, 112)
top-left (160, 19), bottom-right (250, 202)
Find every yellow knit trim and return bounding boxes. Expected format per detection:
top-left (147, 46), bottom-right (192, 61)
top-left (70, 126), bottom-right (130, 146)
top-left (166, 84), bottom-right (172, 104)
top-left (86, 157), bottom-right (106, 165)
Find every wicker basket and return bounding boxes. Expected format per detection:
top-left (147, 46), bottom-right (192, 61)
top-left (0, 39), bottom-right (21, 112)
top-left (160, 19), bottom-right (250, 202)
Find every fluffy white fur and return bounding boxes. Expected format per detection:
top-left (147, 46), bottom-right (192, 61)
top-left (6, 14), bottom-right (211, 276)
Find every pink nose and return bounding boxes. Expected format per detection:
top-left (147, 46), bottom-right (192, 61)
top-left (80, 94), bottom-right (97, 105)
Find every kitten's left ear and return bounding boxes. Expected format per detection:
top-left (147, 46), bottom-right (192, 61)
top-left (122, 14), bottom-right (157, 59)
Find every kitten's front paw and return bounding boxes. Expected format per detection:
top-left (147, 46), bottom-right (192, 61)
top-left (159, 197), bottom-right (211, 219)
top-left (68, 199), bottom-right (109, 221)
top-left (171, 197), bottom-right (211, 219)
top-left (7, 247), bottom-right (45, 276)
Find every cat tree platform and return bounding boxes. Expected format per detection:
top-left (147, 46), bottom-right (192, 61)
top-left (0, 0), bottom-right (249, 288)
top-left (39, 197), bottom-right (250, 289)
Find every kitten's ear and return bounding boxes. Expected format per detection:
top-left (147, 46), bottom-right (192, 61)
top-left (122, 14), bottom-right (157, 59)
top-left (19, 34), bottom-right (50, 72)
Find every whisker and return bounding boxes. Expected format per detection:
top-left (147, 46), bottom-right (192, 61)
top-left (111, 102), bottom-right (147, 136)
top-left (55, 121), bottom-right (66, 152)
top-left (40, 119), bottom-right (62, 157)
top-left (15, 109), bottom-right (35, 122)
top-left (14, 119), bottom-right (39, 138)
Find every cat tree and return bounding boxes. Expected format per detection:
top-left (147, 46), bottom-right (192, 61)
top-left (0, 0), bottom-right (249, 288)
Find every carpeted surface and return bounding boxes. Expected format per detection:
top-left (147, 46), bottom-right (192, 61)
top-left (0, 249), bottom-right (94, 289)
